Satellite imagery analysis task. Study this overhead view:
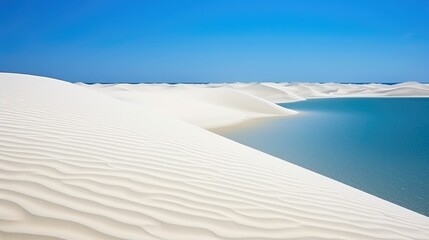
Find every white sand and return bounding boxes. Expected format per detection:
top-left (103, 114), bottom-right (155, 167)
top-left (77, 83), bottom-right (296, 129)
top-left (1, 72), bottom-right (429, 240)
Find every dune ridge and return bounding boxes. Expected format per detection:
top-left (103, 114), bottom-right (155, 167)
top-left (1, 73), bottom-right (429, 239)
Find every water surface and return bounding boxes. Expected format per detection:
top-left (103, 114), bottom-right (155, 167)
top-left (221, 98), bottom-right (429, 216)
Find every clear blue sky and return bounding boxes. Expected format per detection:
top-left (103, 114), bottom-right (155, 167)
top-left (1, 0), bottom-right (428, 83)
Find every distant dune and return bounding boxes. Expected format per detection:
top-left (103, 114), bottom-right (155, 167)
top-left (1, 72), bottom-right (429, 240)
top-left (80, 79), bottom-right (429, 129)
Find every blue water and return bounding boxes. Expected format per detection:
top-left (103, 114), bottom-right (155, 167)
top-left (222, 98), bottom-right (429, 216)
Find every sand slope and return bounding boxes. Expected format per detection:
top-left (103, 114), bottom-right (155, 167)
top-left (1, 73), bottom-right (429, 239)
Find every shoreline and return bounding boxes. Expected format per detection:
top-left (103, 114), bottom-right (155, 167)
top-left (218, 97), bottom-right (429, 216)
top-left (211, 95), bottom-right (429, 133)
top-left (209, 113), bottom-right (307, 134)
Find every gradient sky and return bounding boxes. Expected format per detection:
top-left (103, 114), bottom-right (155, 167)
top-left (1, 0), bottom-right (428, 83)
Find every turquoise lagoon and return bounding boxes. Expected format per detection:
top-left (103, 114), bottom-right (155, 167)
top-left (221, 98), bottom-right (429, 216)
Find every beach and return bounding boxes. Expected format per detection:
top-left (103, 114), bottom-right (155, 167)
top-left (1, 72), bottom-right (429, 239)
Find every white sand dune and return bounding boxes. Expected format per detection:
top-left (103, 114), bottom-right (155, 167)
top-left (80, 83), bottom-right (296, 129)
top-left (1, 73), bottom-right (429, 240)
top-left (225, 83), bottom-right (302, 103)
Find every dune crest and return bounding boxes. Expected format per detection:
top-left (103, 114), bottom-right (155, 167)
top-left (1, 73), bottom-right (429, 239)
